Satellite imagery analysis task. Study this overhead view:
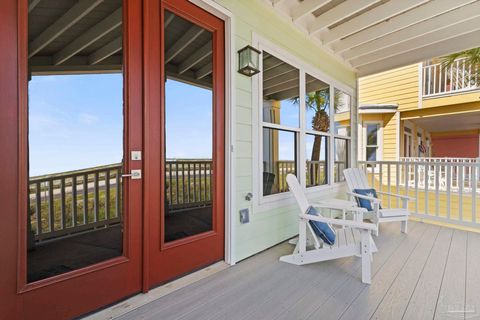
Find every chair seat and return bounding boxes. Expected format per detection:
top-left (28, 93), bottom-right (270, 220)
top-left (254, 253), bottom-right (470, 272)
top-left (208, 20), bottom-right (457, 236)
top-left (379, 208), bottom-right (410, 218)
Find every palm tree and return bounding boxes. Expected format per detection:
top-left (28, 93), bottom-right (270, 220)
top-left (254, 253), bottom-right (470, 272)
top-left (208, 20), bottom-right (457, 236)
top-left (291, 88), bottom-right (342, 184)
top-left (440, 47), bottom-right (480, 83)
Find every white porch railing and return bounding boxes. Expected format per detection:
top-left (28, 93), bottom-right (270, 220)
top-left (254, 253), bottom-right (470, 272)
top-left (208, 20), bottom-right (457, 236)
top-left (358, 160), bottom-right (480, 229)
top-left (422, 58), bottom-right (480, 97)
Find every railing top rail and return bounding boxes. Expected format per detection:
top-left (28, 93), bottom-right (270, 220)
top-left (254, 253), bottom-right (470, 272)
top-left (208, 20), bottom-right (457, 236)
top-left (359, 160), bottom-right (480, 167)
top-left (29, 163), bottom-right (123, 183)
top-left (422, 57), bottom-right (469, 69)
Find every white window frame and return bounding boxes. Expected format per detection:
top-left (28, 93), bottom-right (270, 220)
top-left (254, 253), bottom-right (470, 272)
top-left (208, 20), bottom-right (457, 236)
top-left (403, 121), bottom-right (414, 158)
top-left (251, 34), bottom-right (354, 210)
top-left (363, 121), bottom-right (383, 172)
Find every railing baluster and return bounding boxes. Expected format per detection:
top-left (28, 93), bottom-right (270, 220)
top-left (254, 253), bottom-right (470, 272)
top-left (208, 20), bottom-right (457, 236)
top-left (169, 162), bottom-right (173, 207)
top-left (36, 182), bottom-right (42, 236)
top-left (387, 163), bottom-right (391, 207)
top-left (105, 170), bottom-right (110, 221)
top-left (176, 162), bottom-right (179, 205)
top-left (446, 165), bottom-right (451, 220)
top-left (395, 162), bottom-right (399, 208)
top-left (424, 164), bottom-right (429, 215)
top-left (48, 180), bottom-right (54, 232)
top-left (472, 165), bottom-right (477, 224)
top-left (83, 174), bottom-right (88, 224)
top-left (187, 163), bottom-right (191, 204)
top-left (61, 178), bottom-right (66, 230)
top-left (414, 164), bottom-right (419, 215)
top-left (72, 176), bottom-right (77, 226)
top-left (435, 164), bottom-right (440, 217)
top-left (459, 165), bottom-right (463, 222)
top-left (116, 168), bottom-right (120, 219)
top-left (94, 172), bottom-right (99, 222)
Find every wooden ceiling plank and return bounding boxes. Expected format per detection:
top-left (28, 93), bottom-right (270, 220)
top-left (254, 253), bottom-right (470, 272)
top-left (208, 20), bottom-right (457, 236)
top-left (344, 2), bottom-right (480, 61)
top-left (357, 29), bottom-right (480, 76)
top-left (195, 62), bottom-right (212, 79)
top-left (333, 0), bottom-right (476, 53)
top-left (291, 0), bottom-right (331, 22)
top-left (165, 26), bottom-right (204, 64)
top-left (53, 7), bottom-right (122, 65)
top-left (88, 36), bottom-right (122, 65)
top-left (28, 0), bottom-right (42, 12)
top-left (178, 40), bottom-right (212, 74)
top-left (28, 0), bottom-right (104, 58)
top-left (351, 17), bottom-right (480, 68)
top-left (309, 0), bottom-right (379, 34)
top-left (321, 0), bottom-right (428, 44)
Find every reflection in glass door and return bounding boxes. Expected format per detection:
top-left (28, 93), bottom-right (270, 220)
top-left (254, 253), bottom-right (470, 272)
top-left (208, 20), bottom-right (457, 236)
top-left (26, 0), bottom-right (124, 283)
top-left (163, 11), bottom-right (214, 243)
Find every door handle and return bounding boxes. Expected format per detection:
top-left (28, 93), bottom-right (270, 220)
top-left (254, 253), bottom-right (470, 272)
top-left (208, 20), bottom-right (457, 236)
top-left (121, 169), bottom-right (142, 180)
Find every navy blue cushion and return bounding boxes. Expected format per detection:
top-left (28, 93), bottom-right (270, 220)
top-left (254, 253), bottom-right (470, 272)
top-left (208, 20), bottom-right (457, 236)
top-left (305, 206), bottom-right (336, 245)
top-left (353, 188), bottom-right (381, 211)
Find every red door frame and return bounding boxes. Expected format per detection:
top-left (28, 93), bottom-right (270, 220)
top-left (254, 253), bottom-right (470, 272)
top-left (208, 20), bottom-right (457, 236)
top-left (0, 0), bottom-right (144, 318)
top-left (143, 0), bottom-right (225, 288)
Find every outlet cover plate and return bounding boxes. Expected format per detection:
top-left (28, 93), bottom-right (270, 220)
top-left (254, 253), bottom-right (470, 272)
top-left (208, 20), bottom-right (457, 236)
top-left (239, 208), bottom-right (250, 224)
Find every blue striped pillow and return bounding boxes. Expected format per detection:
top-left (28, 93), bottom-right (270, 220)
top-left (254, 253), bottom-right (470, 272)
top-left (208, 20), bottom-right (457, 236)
top-left (353, 188), bottom-right (381, 211)
top-left (305, 206), bottom-right (336, 245)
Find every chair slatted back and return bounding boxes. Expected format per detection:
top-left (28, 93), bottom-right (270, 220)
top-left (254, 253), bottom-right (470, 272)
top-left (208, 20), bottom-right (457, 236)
top-left (343, 168), bottom-right (370, 192)
top-left (286, 174), bottom-right (309, 213)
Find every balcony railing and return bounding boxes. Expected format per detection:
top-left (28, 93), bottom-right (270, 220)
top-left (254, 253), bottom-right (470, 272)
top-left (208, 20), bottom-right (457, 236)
top-left (29, 163), bottom-right (123, 242)
top-left (359, 159), bottom-right (480, 229)
top-left (422, 58), bottom-right (480, 97)
top-left (29, 160), bottom-right (214, 242)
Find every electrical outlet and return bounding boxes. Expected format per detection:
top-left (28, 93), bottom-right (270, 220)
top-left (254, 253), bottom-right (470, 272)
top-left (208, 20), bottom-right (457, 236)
top-left (239, 208), bottom-right (250, 224)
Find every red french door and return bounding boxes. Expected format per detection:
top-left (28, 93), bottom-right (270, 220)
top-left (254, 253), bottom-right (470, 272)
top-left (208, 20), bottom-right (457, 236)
top-left (4, 0), bottom-right (144, 319)
top-left (144, 0), bottom-right (225, 287)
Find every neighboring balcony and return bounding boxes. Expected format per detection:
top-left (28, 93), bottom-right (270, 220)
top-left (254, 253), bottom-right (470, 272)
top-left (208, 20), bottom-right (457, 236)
top-left (422, 58), bottom-right (480, 98)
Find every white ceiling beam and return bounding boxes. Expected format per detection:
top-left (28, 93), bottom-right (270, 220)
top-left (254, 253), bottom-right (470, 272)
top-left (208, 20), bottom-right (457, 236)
top-left (351, 17), bottom-right (480, 68)
top-left (28, 0), bottom-right (104, 58)
top-left (53, 8), bottom-right (122, 65)
top-left (165, 26), bottom-right (204, 64)
top-left (195, 62), bottom-right (212, 79)
top-left (357, 29), bottom-right (480, 76)
top-left (333, 0), bottom-right (476, 53)
top-left (264, 63), bottom-right (295, 81)
top-left (320, 0), bottom-right (428, 44)
top-left (264, 69), bottom-right (299, 90)
top-left (178, 40), bottom-right (212, 74)
top-left (28, 0), bottom-right (41, 12)
top-left (291, 0), bottom-right (331, 22)
top-left (343, 2), bottom-right (480, 61)
top-left (88, 36), bottom-right (122, 65)
top-left (165, 12), bottom-right (175, 28)
top-left (264, 79), bottom-right (299, 96)
top-left (309, 0), bottom-right (379, 34)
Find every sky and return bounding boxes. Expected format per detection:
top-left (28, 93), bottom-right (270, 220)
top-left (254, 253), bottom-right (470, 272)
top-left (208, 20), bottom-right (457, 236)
top-left (28, 75), bottom-right (213, 176)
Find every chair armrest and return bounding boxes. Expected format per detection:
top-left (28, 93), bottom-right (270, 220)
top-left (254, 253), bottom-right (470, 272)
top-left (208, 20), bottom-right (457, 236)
top-left (311, 201), bottom-right (358, 211)
top-left (299, 214), bottom-right (377, 231)
top-left (346, 192), bottom-right (381, 203)
top-left (376, 191), bottom-right (415, 201)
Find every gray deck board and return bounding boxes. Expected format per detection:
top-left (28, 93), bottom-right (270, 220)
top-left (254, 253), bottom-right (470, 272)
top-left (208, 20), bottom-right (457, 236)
top-left (116, 221), bottom-right (479, 320)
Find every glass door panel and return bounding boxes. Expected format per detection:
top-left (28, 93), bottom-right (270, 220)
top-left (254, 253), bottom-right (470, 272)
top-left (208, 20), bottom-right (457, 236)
top-left (164, 11), bottom-right (214, 243)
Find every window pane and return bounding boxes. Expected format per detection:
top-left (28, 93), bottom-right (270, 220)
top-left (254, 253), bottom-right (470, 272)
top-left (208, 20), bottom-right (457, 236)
top-left (27, 1), bottom-right (124, 282)
top-left (334, 89), bottom-right (351, 136)
top-left (305, 74), bottom-right (330, 132)
top-left (305, 134), bottom-right (328, 187)
top-left (334, 138), bottom-right (349, 182)
top-left (263, 52), bottom-right (299, 128)
top-left (263, 128), bottom-right (297, 195)
top-left (366, 146), bottom-right (377, 161)
top-left (367, 124), bottom-right (379, 146)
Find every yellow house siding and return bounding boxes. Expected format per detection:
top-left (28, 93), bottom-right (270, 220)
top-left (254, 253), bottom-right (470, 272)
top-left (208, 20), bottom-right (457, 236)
top-left (382, 113), bottom-right (397, 161)
top-left (359, 64), bottom-right (420, 112)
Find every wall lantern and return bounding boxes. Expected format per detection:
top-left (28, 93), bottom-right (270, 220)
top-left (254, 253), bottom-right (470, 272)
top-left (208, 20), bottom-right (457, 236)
top-left (238, 45), bottom-right (261, 77)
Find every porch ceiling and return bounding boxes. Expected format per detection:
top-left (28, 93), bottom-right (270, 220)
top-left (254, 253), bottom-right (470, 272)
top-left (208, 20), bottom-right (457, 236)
top-left (409, 111), bottom-right (480, 132)
top-left (28, 0), bottom-right (213, 88)
top-left (265, 0), bottom-right (480, 76)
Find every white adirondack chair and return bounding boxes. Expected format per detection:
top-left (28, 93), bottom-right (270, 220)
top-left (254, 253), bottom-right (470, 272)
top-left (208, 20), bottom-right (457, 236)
top-left (280, 174), bottom-right (377, 284)
top-left (344, 168), bottom-right (413, 236)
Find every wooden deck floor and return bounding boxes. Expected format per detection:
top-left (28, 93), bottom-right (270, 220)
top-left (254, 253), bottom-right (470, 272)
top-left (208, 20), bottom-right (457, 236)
top-left (116, 221), bottom-right (480, 320)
